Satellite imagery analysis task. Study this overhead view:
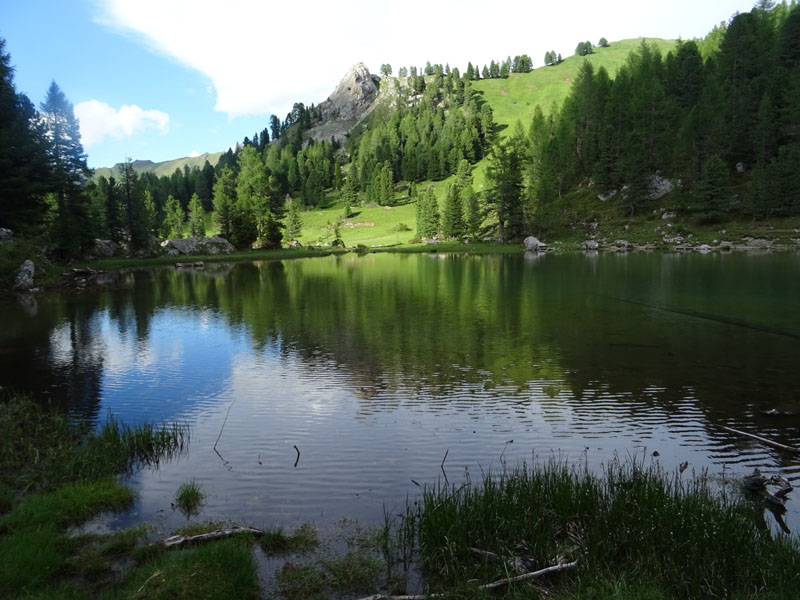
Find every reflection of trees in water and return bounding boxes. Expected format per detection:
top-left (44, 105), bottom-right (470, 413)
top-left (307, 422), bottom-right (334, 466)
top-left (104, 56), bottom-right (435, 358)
top-left (1, 254), bottom-right (797, 447)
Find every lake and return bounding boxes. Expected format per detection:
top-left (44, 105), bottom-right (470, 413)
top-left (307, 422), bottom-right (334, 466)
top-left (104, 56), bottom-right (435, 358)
top-left (2, 251), bottom-right (799, 535)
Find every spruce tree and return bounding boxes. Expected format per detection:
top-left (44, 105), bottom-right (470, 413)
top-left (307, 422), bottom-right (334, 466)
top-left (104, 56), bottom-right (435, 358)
top-left (441, 184), bottom-right (465, 238)
top-left (164, 194), bottom-right (184, 239)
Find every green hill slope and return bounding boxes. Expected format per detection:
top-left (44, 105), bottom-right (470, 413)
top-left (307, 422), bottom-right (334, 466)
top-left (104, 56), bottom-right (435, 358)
top-left (473, 38), bottom-right (676, 137)
top-left (93, 151), bottom-right (223, 180)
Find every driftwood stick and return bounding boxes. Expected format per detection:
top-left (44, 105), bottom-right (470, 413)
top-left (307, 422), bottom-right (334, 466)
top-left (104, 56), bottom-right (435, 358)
top-left (469, 547), bottom-right (533, 573)
top-left (720, 425), bottom-right (800, 452)
top-left (480, 559), bottom-right (579, 590)
top-left (356, 559), bottom-right (578, 599)
top-left (293, 444), bottom-right (300, 467)
top-left (158, 526), bottom-right (265, 548)
top-left (137, 570), bottom-right (163, 594)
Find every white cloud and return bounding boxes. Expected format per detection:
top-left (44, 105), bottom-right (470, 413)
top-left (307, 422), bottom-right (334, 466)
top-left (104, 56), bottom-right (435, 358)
top-left (93, 0), bottom-right (754, 120)
top-left (189, 151), bottom-right (201, 158)
top-left (74, 100), bottom-right (170, 148)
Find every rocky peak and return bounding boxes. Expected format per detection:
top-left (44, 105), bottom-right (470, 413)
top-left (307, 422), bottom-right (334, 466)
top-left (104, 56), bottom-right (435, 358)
top-left (320, 62), bottom-right (379, 123)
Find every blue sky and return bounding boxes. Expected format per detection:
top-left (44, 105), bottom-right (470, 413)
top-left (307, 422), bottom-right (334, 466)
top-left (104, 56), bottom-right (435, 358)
top-left (1, 0), bottom-right (756, 169)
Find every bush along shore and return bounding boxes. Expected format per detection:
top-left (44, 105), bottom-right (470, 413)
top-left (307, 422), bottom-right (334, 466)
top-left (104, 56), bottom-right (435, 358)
top-left (2, 392), bottom-right (800, 599)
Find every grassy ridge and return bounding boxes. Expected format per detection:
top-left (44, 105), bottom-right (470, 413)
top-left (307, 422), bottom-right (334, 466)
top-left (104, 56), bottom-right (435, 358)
top-left (472, 38), bottom-right (677, 138)
top-left (93, 151), bottom-right (223, 180)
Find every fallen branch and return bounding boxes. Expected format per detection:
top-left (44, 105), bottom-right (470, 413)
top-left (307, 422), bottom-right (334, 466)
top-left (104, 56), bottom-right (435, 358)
top-left (356, 559), bottom-right (578, 599)
top-left (157, 526), bottom-right (265, 549)
top-left (137, 570), bottom-right (163, 594)
top-left (293, 444), bottom-right (300, 467)
top-left (481, 559), bottom-right (579, 590)
top-left (720, 425), bottom-right (799, 452)
top-left (469, 546), bottom-right (534, 573)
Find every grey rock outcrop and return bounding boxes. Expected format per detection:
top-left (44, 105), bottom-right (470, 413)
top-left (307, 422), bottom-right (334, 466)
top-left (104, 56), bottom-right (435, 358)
top-left (161, 236), bottom-right (235, 256)
top-left (0, 228), bottom-right (13, 243)
top-left (306, 63), bottom-right (380, 144)
top-left (321, 62), bottom-right (379, 121)
top-left (93, 239), bottom-right (123, 258)
top-left (14, 259), bottom-right (34, 291)
top-left (648, 174), bottom-right (673, 201)
top-left (582, 239), bottom-right (599, 251)
top-left (524, 236), bottom-right (547, 252)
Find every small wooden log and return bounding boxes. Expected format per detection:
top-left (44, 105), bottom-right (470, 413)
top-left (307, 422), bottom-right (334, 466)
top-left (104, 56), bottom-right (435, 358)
top-left (158, 526), bottom-right (265, 548)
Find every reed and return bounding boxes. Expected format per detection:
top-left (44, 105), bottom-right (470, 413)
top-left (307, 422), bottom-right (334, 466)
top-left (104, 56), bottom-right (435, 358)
top-left (410, 457), bottom-right (800, 598)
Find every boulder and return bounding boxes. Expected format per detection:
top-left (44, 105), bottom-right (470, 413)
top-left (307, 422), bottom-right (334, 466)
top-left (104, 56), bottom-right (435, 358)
top-left (697, 244), bottom-right (713, 253)
top-left (524, 236), bottom-right (547, 252)
top-left (581, 240), bottom-right (599, 251)
top-left (160, 236), bottom-right (235, 256)
top-left (661, 211), bottom-right (676, 220)
top-left (288, 240), bottom-right (303, 248)
top-left (93, 239), bottom-right (123, 258)
top-left (14, 259), bottom-right (34, 291)
top-left (648, 173), bottom-right (673, 201)
top-left (736, 162), bottom-right (747, 174)
top-left (597, 190), bottom-right (617, 202)
top-left (0, 227), bottom-right (13, 243)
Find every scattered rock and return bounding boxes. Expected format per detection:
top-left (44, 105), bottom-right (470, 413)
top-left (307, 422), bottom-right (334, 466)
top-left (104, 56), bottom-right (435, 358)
top-left (288, 240), bottom-right (303, 248)
top-left (161, 236), bottom-right (235, 256)
top-left (0, 227), bottom-right (13, 243)
top-left (661, 211), bottom-right (676, 220)
top-left (523, 236), bottom-right (547, 252)
top-left (736, 162), bottom-right (747, 174)
top-left (581, 240), bottom-right (599, 251)
top-left (697, 244), bottom-right (712, 253)
top-left (93, 239), bottom-right (123, 258)
top-left (597, 190), bottom-right (617, 202)
top-left (14, 259), bottom-right (34, 291)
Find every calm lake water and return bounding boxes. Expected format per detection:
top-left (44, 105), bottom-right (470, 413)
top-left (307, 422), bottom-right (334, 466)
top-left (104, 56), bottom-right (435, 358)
top-left (2, 252), bottom-right (800, 535)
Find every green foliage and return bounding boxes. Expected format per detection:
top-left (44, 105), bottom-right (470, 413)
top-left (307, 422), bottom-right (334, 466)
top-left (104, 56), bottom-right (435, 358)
top-left (188, 193), bottom-right (206, 238)
top-left (415, 187), bottom-right (440, 238)
top-left (174, 479), bottom-right (204, 517)
top-left (694, 154), bottom-right (731, 223)
top-left (599, 37), bottom-right (609, 47)
top-left (284, 198), bottom-right (303, 241)
top-left (259, 522), bottom-right (319, 555)
top-left (412, 459), bottom-right (800, 598)
top-left (164, 194), bottom-right (184, 239)
top-left (213, 166), bottom-right (237, 240)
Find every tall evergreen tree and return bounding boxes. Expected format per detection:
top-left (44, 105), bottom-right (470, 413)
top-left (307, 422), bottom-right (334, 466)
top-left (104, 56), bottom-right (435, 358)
top-left (440, 183), bottom-right (465, 238)
top-left (284, 198), bottom-right (303, 241)
top-left (213, 166), bottom-right (237, 240)
top-left (0, 38), bottom-right (50, 233)
top-left (188, 192), bottom-right (205, 238)
top-left (40, 81), bottom-right (92, 254)
top-left (164, 194), bottom-right (184, 239)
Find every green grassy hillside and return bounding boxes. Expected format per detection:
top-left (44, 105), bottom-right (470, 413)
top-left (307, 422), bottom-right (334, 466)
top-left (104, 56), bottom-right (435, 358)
top-left (93, 151), bottom-right (223, 180)
top-left (472, 38), bottom-right (676, 137)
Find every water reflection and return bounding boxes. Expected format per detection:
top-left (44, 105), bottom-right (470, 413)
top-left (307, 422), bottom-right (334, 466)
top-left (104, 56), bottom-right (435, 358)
top-left (1, 252), bottom-right (798, 531)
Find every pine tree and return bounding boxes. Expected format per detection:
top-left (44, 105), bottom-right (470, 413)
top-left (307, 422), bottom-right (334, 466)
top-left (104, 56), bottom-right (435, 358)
top-left (694, 154), bottom-right (730, 223)
top-left (143, 190), bottom-right (157, 236)
top-left (440, 184), bottom-right (465, 238)
top-left (40, 81), bottom-right (92, 255)
top-left (284, 198), bottom-right (303, 241)
top-left (213, 166), bottom-right (237, 240)
top-left (0, 38), bottom-right (50, 233)
top-left (415, 188), bottom-right (440, 238)
top-left (188, 193), bottom-right (205, 238)
top-left (119, 159), bottom-right (148, 249)
top-left (164, 194), bottom-right (184, 238)
top-left (484, 134), bottom-right (526, 241)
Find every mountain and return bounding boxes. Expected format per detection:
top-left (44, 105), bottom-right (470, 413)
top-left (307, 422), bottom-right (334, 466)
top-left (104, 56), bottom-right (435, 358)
top-left (93, 151), bottom-right (223, 180)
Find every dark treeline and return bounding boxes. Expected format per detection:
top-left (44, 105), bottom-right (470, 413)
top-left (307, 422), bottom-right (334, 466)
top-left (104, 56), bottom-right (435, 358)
top-left (483, 1), bottom-right (800, 240)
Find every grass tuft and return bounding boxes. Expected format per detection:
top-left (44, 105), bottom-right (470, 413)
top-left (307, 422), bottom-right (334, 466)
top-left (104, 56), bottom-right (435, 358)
top-left (259, 521), bottom-right (319, 555)
top-left (173, 479), bottom-right (205, 517)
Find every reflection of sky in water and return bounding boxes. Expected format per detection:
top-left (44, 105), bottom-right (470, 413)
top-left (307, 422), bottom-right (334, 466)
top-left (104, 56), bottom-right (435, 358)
top-left (96, 309), bottom-right (241, 424)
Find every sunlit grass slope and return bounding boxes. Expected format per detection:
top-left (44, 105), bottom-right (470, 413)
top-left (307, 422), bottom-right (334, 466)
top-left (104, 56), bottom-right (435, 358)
top-left (472, 38), bottom-right (677, 137)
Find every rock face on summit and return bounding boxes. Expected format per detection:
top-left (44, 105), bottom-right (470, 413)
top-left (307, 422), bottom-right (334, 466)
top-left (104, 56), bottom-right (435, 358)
top-left (321, 62), bottom-right (379, 121)
top-left (307, 62), bottom-right (380, 143)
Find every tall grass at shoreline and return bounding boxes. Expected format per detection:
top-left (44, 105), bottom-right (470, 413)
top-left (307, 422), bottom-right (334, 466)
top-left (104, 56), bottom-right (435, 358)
top-left (410, 458), bottom-right (800, 598)
top-left (0, 393), bottom-right (188, 497)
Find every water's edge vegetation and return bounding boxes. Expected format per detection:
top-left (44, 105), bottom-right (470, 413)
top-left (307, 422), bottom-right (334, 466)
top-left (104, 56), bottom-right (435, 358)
top-left (2, 392), bottom-right (799, 599)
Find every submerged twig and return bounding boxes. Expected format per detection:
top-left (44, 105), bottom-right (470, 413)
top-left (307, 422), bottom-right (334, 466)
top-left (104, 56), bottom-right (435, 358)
top-left (214, 398), bottom-right (236, 451)
top-left (720, 425), bottom-right (799, 453)
top-left (293, 444), bottom-right (300, 467)
top-left (157, 526), bottom-right (265, 549)
top-left (440, 449), bottom-right (449, 484)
